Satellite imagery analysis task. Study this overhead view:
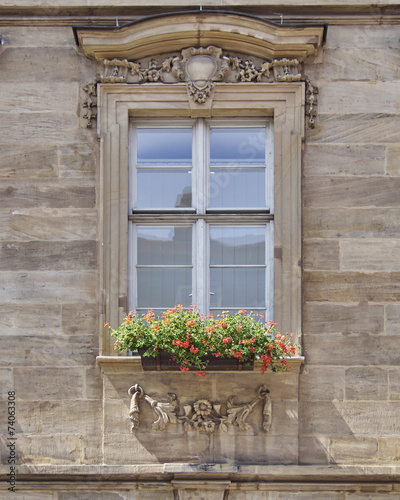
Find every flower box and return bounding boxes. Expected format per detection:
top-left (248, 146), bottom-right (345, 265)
top-left (138, 348), bottom-right (254, 372)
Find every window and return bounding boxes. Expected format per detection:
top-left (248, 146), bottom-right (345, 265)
top-left (128, 118), bottom-right (274, 318)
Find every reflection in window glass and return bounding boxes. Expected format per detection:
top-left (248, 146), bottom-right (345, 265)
top-left (210, 268), bottom-right (265, 308)
top-left (210, 127), bottom-right (265, 165)
top-left (209, 168), bottom-right (265, 208)
top-left (137, 169), bottom-right (192, 208)
top-left (137, 128), bottom-right (192, 165)
top-left (210, 226), bottom-right (265, 265)
top-left (138, 226), bottom-right (192, 265)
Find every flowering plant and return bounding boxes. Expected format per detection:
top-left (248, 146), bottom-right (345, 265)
top-left (110, 304), bottom-right (298, 376)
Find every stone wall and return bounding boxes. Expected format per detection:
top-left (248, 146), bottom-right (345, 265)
top-left (0, 4), bottom-right (400, 497)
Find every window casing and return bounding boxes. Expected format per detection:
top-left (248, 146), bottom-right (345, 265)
top-left (128, 118), bottom-right (274, 318)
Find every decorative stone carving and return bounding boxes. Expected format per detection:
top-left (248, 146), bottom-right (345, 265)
top-left (127, 384), bottom-right (271, 434)
top-left (82, 80), bottom-right (98, 128)
top-left (305, 78), bottom-right (319, 129)
top-left (82, 46), bottom-right (318, 127)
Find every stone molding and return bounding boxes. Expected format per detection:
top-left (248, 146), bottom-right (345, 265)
top-left (128, 383), bottom-right (271, 434)
top-left (74, 11), bottom-right (326, 62)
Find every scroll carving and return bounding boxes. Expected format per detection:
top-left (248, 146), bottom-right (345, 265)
top-left (127, 384), bottom-right (271, 434)
top-left (82, 46), bottom-right (317, 128)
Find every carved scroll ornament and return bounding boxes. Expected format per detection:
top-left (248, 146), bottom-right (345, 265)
top-left (127, 384), bottom-right (271, 434)
top-left (82, 45), bottom-right (318, 128)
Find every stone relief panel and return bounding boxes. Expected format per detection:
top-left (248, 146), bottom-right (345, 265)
top-left (128, 384), bottom-right (272, 434)
top-left (82, 45), bottom-right (318, 128)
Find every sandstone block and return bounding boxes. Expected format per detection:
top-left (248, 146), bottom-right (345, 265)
top-left (303, 239), bottom-right (340, 270)
top-left (303, 207), bottom-right (400, 239)
top-left (9, 208), bottom-right (97, 241)
top-left (0, 240), bottom-right (97, 271)
top-left (345, 367), bottom-right (388, 401)
top-left (0, 145), bottom-right (58, 178)
top-left (59, 493), bottom-right (126, 500)
top-left (330, 436), bottom-right (378, 464)
top-left (303, 303), bottom-right (384, 335)
top-left (386, 145), bottom-right (400, 176)
top-left (325, 25), bottom-right (400, 49)
top-left (62, 303), bottom-right (97, 336)
top-left (304, 144), bottom-right (385, 176)
top-left (0, 304), bottom-right (61, 336)
top-left (304, 271), bottom-right (400, 303)
top-left (0, 179), bottom-right (95, 209)
top-left (318, 82), bottom-right (400, 115)
top-left (0, 271), bottom-right (96, 303)
top-left (299, 401), bottom-right (353, 436)
top-left (378, 438), bottom-right (400, 463)
top-left (386, 304), bottom-right (400, 335)
top-left (308, 114), bottom-right (400, 145)
top-left (340, 239), bottom-right (400, 271)
top-left (332, 402), bottom-right (400, 435)
top-left (304, 177), bottom-right (400, 208)
top-left (389, 369), bottom-right (400, 401)
top-left (298, 436), bottom-right (331, 465)
top-left (59, 143), bottom-right (97, 178)
top-left (300, 366), bottom-right (345, 401)
top-left (13, 367), bottom-right (85, 400)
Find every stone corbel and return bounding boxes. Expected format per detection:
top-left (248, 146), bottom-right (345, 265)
top-left (127, 384), bottom-right (271, 434)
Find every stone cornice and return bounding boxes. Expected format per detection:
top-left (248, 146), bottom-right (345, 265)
top-left (74, 11), bottom-right (326, 62)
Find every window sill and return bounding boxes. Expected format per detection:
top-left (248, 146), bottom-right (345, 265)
top-left (96, 355), bottom-right (304, 374)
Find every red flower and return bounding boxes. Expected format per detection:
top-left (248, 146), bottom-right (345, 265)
top-left (223, 337), bottom-right (232, 343)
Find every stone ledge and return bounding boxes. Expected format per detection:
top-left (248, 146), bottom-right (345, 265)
top-left (96, 355), bottom-right (305, 374)
top-left (1, 464), bottom-right (400, 484)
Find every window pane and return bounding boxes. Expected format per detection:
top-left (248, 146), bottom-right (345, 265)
top-left (137, 268), bottom-right (192, 308)
top-left (210, 268), bottom-right (265, 308)
top-left (210, 226), bottom-right (265, 265)
top-left (209, 168), bottom-right (265, 208)
top-left (137, 169), bottom-right (192, 208)
top-left (210, 127), bottom-right (265, 165)
top-left (137, 226), bottom-right (192, 265)
top-left (137, 128), bottom-right (192, 165)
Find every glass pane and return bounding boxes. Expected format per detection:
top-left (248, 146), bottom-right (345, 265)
top-left (137, 268), bottom-right (192, 309)
top-left (137, 226), bottom-right (192, 265)
top-left (210, 268), bottom-right (265, 308)
top-left (210, 127), bottom-right (265, 165)
top-left (137, 128), bottom-right (192, 165)
top-left (137, 169), bottom-right (192, 208)
top-left (209, 168), bottom-right (265, 208)
top-left (210, 226), bottom-right (265, 265)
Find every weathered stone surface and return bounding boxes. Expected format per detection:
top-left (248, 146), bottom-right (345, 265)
top-left (304, 144), bottom-right (385, 176)
top-left (0, 240), bottom-right (97, 271)
top-left (330, 436), bottom-right (378, 464)
top-left (340, 239), bottom-right (400, 271)
top-left (0, 368), bottom-right (12, 397)
top-left (299, 436), bottom-right (331, 465)
top-left (386, 304), bottom-right (400, 335)
top-left (59, 493), bottom-right (126, 500)
top-left (0, 304), bottom-right (61, 335)
top-left (0, 434), bottom-right (83, 465)
top-left (304, 271), bottom-right (400, 303)
top-left (325, 25), bottom-right (400, 49)
top-left (0, 271), bottom-right (96, 303)
top-left (0, 47), bottom-right (82, 83)
top-left (84, 366), bottom-right (103, 400)
top-left (59, 143), bottom-right (97, 178)
top-left (0, 145), bottom-right (58, 178)
top-left (303, 334), bottom-right (400, 366)
top-left (389, 369), bottom-right (400, 401)
top-left (303, 239), bottom-right (340, 270)
top-left (386, 144), bottom-right (400, 177)
top-left (300, 366), bottom-right (345, 401)
top-left (8, 208), bottom-right (97, 241)
top-left (378, 438), bottom-right (400, 463)
top-left (345, 367), bottom-right (388, 401)
top-left (13, 400), bottom-right (101, 435)
top-left (0, 82), bottom-right (78, 113)
top-left (0, 179), bottom-right (95, 209)
top-left (277, 493), bottom-right (344, 500)
top-left (308, 114), bottom-right (400, 144)
top-left (0, 27), bottom-right (75, 47)
top-left (318, 82), bottom-right (400, 114)
top-left (13, 367), bottom-right (85, 400)
top-left (299, 401), bottom-right (353, 435)
top-left (1, 335), bottom-right (97, 367)
top-left (62, 303), bottom-right (97, 336)
top-left (306, 48), bottom-right (400, 82)
top-left (303, 208), bottom-right (400, 239)
top-left (303, 303), bottom-right (384, 335)
top-left (304, 177), bottom-right (400, 208)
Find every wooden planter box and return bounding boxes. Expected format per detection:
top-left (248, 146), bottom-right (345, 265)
top-left (138, 348), bottom-right (254, 372)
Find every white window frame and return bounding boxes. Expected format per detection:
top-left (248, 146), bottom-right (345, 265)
top-left (128, 117), bottom-right (274, 318)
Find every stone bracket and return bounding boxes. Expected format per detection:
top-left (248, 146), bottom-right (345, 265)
top-left (127, 384), bottom-right (271, 434)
